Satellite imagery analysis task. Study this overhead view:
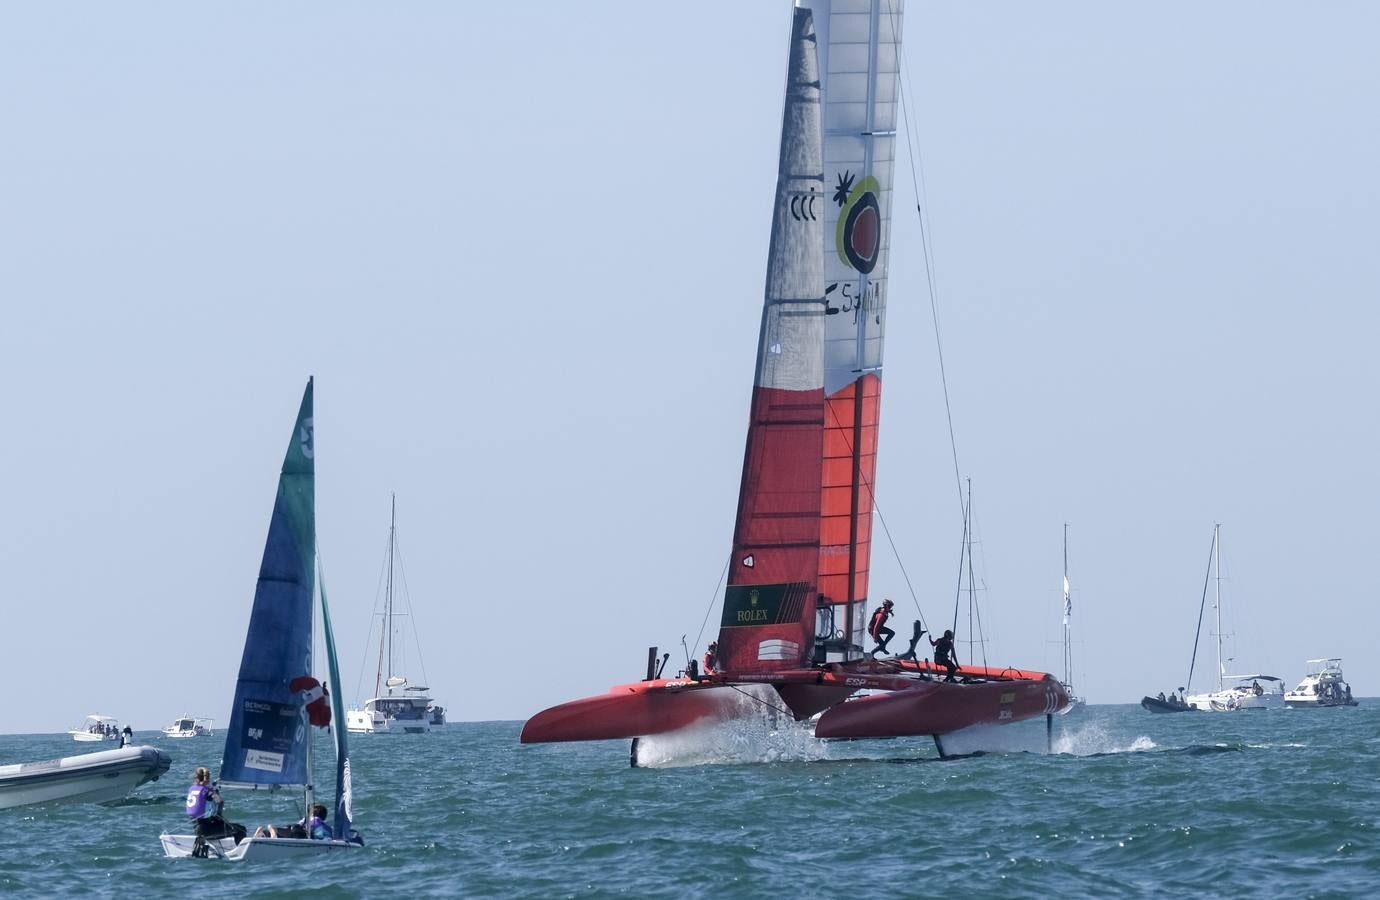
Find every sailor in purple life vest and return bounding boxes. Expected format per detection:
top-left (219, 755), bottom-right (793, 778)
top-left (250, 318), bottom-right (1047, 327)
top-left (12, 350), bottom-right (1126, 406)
top-left (185, 766), bottom-right (221, 828)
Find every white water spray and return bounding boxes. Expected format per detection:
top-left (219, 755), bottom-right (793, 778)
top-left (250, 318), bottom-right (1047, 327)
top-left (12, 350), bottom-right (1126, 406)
top-left (633, 685), bottom-right (830, 768)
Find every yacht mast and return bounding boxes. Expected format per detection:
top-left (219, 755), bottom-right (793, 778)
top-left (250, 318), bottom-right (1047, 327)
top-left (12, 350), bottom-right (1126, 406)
top-left (1213, 523), bottom-right (1222, 692)
top-left (387, 493), bottom-right (396, 685)
top-left (1063, 523), bottom-right (1072, 690)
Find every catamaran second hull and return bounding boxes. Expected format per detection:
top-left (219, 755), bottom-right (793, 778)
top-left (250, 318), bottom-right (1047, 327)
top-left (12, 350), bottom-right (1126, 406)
top-left (521, 663), bottom-right (1068, 744)
top-left (814, 678), bottom-right (1066, 739)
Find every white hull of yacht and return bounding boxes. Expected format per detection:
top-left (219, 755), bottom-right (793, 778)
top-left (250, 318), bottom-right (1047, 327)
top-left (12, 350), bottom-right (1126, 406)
top-left (0, 746), bottom-right (171, 809)
top-left (160, 833), bottom-right (361, 860)
top-left (1186, 690), bottom-right (1284, 711)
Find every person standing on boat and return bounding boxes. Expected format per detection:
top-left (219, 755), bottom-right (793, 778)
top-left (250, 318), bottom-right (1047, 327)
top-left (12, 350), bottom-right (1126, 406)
top-left (929, 629), bottom-right (960, 681)
top-left (703, 641), bottom-right (720, 675)
top-left (868, 599), bottom-right (896, 656)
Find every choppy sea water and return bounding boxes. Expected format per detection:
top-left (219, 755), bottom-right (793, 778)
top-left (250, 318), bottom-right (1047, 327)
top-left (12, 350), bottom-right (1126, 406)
top-left (2, 703), bottom-right (1377, 898)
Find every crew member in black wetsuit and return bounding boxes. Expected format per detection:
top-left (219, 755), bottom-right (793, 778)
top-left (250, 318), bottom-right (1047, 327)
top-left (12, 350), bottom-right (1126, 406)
top-left (868, 599), bottom-right (895, 656)
top-left (930, 629), bottom-right (960, 681)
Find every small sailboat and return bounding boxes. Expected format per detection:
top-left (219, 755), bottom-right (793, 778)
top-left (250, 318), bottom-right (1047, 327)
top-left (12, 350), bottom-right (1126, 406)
top-left (160, 379), bottom-right (363, 860)
top-left (162, 716), bottom-right (214, 739)
top-left (347, 495), bottom-right (442, 735)
top-left (1058, 524), bottom-right (1085, 712)
top-left (522, 0), bottom-right (1066, 759)
top-left (68, 714), bottom-right (121, 742)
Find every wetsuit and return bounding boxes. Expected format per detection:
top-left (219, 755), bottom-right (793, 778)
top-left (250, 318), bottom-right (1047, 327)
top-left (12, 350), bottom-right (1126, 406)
top-left (930, 634), bottom-right (959, 681)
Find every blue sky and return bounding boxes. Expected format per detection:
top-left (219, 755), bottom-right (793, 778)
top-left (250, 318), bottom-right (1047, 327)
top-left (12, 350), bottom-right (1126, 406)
top-left (1, 2), bottom-right (1376, 734)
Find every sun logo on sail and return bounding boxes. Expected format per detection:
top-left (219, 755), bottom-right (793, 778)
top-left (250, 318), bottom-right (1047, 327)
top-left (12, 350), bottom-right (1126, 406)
top-left (832, 170), bottom-right (882, 274)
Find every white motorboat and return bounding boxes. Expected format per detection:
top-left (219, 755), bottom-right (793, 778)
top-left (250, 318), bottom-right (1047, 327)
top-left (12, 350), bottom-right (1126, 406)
top-left (345, 707), bottom-right (390, 734)
top-left (162, 716), bottom-right (214, 739)
top-left (0, 745), bottom-right (171, 809)
top-left (1284, 658), bottom-right (1359, 708)
top-left (69, 714), bottom-right (121, 742)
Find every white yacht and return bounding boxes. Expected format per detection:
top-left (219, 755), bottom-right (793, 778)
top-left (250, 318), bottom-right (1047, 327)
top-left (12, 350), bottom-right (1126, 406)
top-left (1057, 523), bottom-right (1085, 713)
top-left (1284, 658), bottom-right (1358, 708)
top-left (160, 715), bottom-right (213, 738)
top-left (1186, 674), bottom-right (1285, 711)
top-left (1181, 525), bottom-right (1283, 712)
top-left (68, 714), bottom-right (121, 742)
top-left (349, 495), bottom-right (442, 734)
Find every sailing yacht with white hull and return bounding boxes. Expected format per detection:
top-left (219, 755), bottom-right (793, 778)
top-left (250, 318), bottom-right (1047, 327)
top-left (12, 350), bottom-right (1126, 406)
top-left (1058, 524), bottom-right (1084, 712)
top-left (521, 0), bottom-right (1066, 760)
top-left (347, 495), bottom-right (440, 735)
top-left (1184, 524), bottom-right (1283, 712)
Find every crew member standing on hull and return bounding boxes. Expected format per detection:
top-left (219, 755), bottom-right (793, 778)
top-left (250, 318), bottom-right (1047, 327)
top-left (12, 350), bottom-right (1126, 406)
top-left (703, 641), bottom-right (719, 675)
top-left (929, 629), bottom-right (960, 681)
top-left (868, 599), bottom-right (895, 656)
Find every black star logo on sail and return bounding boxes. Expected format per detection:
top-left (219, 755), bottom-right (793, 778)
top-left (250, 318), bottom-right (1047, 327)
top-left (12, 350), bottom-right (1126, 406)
top-left (833, 170), bottom-right (855, 207)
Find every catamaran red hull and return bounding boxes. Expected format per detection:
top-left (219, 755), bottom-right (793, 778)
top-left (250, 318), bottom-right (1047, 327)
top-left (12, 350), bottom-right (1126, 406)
top-left (521, 681), bottom-right (752, 743)
top-left (814, 677), bottom-right (1068, 739)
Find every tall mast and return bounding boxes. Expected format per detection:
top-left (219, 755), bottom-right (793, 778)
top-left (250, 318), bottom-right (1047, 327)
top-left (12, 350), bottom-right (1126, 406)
top-left (1063, 522), bottom-right (1071, 689)
top-left (387, 493), bottom-right (396, 685)
top-left (1213, 523), bottom-right (1222, 692)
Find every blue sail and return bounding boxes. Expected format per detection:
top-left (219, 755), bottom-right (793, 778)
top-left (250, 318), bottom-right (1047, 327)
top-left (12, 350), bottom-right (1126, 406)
top-left (219, 379), bottom-right (316, 789)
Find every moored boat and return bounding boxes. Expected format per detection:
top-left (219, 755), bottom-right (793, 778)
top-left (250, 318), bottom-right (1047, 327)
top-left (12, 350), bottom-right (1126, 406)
top-left (162, 716), bottom-right (214, 739)
top-left (1284, 658), bottom-right (1358, 708)
top-left (1180, 525), bottom-right (1282, 712)
top-left (69, 714), bottom-right (121, 742)
top-left (1141, 692), bottom-right (1195, 714)
top-left (522, 1), bottom-right (1066, 759)
top-left (348, 496), bottom-right (441, 735)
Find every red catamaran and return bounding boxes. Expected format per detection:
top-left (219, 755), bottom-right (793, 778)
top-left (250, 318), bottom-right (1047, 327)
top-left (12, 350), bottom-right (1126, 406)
top-left (522, 0), bottom-right (1067, 758)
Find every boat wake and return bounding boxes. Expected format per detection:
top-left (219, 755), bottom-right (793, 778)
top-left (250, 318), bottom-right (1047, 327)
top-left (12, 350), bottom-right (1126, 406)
top-left (1050, 722), bottom-right (1157, 757)
top-left (633, 685), bottom-right (828, 768)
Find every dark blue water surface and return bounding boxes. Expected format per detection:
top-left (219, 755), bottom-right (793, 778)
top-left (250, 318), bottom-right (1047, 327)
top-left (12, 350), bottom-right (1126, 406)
top-left (2, 703), bottom-right (1376, 898)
